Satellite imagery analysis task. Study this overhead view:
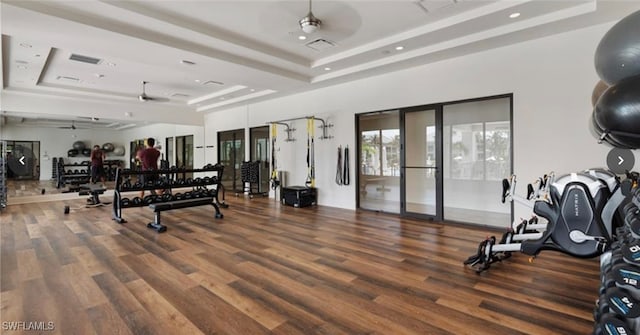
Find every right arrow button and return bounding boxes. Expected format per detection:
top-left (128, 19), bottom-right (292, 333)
top-left (607, 148), bottom-right (635, 174)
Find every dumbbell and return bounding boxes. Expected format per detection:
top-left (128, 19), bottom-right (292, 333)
top-left (133, 182), bottom-right (143, 189)
top-left (146, 179), bottom-right (155, 187)
top-left (194, 177), bottom-right (202, 185)
top-left (594, 313), bottom-right (633, 335)
top-left (177, 179), bottom-right (185, 186)
top-left (193, 190), bottom-right (203, 198)
top-left (185, 178), bottom-right (193, 185)
top-left (121, 198), bottom-right (130, 207)
top-left (162, 194), bottom-right (173, 202)
top-left (174, 193), bottom-right (183, 200)
top-left (155, 179), bottom-right (164, 187)
top-left (208, 189), bottom-right (217, 197)
top-left (122, 180), bottom-right (132, 190)
top-left (184, 192), bottom-right (193, 199)
top-left (132, 197), bottom-right (143, 206)
top-left (143, 195), bottom-right (155, 205)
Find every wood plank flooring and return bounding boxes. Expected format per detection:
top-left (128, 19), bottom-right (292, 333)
top-left (0, 197), bottom-right (600, 334)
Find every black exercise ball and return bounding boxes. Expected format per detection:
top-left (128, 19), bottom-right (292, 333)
top-left (102, 142), bottom-right (115, 152)
top-left (593, 74), bottom-right (640, 148)
top-left (591, 80), bottom-right (609, 107)
top-left (72, 141), bottom-right (86, 150)
top-left (81, 148), bottom-right (92, 156)
top-left (68, 149), bottom-right (79, 157)
top-left (595, 9), bottom-right (640, 85)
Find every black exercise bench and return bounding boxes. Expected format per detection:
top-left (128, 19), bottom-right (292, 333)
top-left (147, 197), bottom-right (223, 233)
top-left (63, 183), bottom-right (110, 214)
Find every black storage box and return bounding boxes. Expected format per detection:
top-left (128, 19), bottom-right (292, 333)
top-left (282, 186), bottom-right (317, 208)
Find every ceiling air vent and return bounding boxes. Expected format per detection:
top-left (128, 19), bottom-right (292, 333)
top-left (69, 53), bottom-right (102, 64)
top-left (305, 39), bottom-right (336, 52)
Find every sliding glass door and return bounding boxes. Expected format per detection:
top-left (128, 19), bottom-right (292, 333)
top-left (442, 98), bottom-right (511, 226)
top-left (402, 108), bottom-right (441, 219)
top-left (357, 111), bottom-right (400, 213)
top-left (357, 95), bottom-right (512, 226)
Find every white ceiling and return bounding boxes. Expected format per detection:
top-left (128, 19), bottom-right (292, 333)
top-left (1, 0), bottom-right (639, 129)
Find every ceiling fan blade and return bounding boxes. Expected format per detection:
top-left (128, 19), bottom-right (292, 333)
top-left (147, 96), bottom-right (171, 103)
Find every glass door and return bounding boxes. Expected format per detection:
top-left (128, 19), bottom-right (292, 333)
top-left (250, 126), bottom-right (270, 193)
top-left (402, 108), bottom-right (441, 219)
top-left (357, 111), bottom-right (401, 213)
top-left (218, 129), bottom-right (245, 193)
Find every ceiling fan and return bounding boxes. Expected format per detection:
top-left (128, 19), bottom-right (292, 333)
top-left (138, 81), bottom-right (170, 102)
top-left (299, 0), bottom-right (321, 34)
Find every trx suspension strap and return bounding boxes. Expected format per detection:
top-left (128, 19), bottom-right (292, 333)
top-left (270, 123), bottom-right (279, 189)
top-left (311, 118), bottom-right (315, 187)
top-left (305, 118), bottom-right (316, 187)
top-left (343, 145), bottom-right (350, 185)
top-left (336, 145), bottom-right (343, 185)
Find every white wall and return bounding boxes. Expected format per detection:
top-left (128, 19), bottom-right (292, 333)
top-left (0, 125), bottom-right (126, 180)
top-left (204, 21), bottom-right (620, 219)
top-left (121, 123), bottom-right (206, 169)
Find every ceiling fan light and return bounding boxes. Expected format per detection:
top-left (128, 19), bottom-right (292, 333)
top-left (299, 13), bottom-right (321, 34)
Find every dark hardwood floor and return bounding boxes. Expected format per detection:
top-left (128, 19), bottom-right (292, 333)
top-left (0, 196), bottom-right (599, 334)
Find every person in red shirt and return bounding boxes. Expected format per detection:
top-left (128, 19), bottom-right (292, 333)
top-left (90, 145), bottom-right (106, 186)
top-left (137, 138), bottom-right (163, 198)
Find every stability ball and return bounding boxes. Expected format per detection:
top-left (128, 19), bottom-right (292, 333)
top-left (113, 146), bottom-right (125, 156)
top-left (593, 74), bottom-right (640, 148)
top-left (591, 80), bottom-right (609, 107)
top-left (102, 143), bottom-right (115, 152)
top-left (72, 141), bottom-right (86, 150)
top-left (595, 9), bottom-right (640, 85)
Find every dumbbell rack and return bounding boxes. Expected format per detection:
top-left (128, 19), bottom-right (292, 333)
top-left (112, 164), bottom-right (225, 224)
top-left (56, 159), bottom-right (91, 188)
top-left (103, 160), bottom-right (122, 182)
top-left (595, 187), bottom-right (640, 334)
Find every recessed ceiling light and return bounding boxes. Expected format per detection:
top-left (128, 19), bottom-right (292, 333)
top-left (34, 54), bottom-right (41, 57)
top-left (180, 60), bottom-right (196, 65)
top-left (19, 43), bottom-right (32, 48)
top-left (298, 35), bottom-right (307, 40)
top-left (250, 88), bottom-right (256, 92)
top-left (324, 67), bottom-right (331, 71)
top-left (509, 12), bottom-right (521, 18)
top-left (106, 62), bottom-right (116, 67)
top-left (395, 46), bottom-right (404, 51)
top-left (195, 79), bottom-right (201, 83)
top-left (95, 74), bottom-right (105, 78)
top-left (17, 65), bottom-right (27, 70)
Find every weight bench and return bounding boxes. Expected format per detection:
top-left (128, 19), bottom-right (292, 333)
top-left (64, 183), bottom-right (110, 214)
top-left (147, 197), bottom-right (223, 233)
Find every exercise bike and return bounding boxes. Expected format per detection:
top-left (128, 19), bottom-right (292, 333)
top-left (465, 168), bottom-right (630, 273)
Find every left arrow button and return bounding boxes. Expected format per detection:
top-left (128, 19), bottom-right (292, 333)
top-left (19, 156), bottom-right (25, 165)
